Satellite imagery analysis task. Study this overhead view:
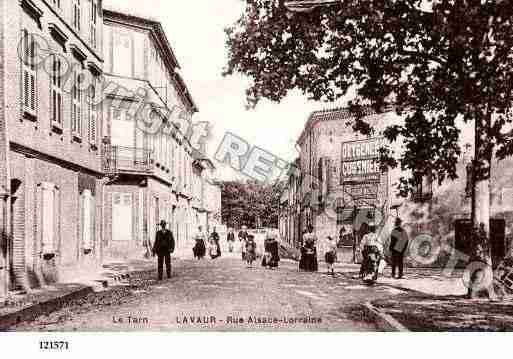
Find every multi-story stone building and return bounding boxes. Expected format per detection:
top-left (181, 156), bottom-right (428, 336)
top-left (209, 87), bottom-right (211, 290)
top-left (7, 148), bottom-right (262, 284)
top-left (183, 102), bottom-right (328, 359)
top-left (283, 106), bottom-right (513, 265)
top-left (0, 0), bottom-right (105, 296)
top-left (101, 8), bottom-right (200, 260)
top-left (0, 3), bottom-right (221, 301)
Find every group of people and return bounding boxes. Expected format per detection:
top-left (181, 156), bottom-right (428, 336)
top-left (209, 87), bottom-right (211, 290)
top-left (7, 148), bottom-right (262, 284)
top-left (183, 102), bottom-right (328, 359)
top-left (150, 217), bottom-right (409, 282)
top-left (237, 226), bottom-right (280, 268)
top-left (192, 226), bottom-right (222, 260)
top-left (298, 218), bottom-right (409, 279)
top-left (298, 225), bottom-right (339, 275)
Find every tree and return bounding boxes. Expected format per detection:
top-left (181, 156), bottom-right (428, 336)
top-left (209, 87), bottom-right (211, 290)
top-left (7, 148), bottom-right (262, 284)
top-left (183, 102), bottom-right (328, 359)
top-left (220, 180), bottom-right (285, 229)
top-left (224, 0), bottom-right (513, 298)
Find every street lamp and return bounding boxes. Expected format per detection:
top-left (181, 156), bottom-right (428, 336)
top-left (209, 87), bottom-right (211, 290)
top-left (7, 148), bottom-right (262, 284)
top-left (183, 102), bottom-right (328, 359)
top-left (284, 0), bottom-right (340, 13)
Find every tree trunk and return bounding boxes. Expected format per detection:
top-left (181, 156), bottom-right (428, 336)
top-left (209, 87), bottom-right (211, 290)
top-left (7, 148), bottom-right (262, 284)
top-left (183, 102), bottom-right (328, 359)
top-left (469, 117), bottom-right (496, 299)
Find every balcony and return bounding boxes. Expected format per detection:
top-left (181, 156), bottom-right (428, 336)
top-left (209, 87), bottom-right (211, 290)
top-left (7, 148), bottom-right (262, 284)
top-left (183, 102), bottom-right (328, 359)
top-left (103, 145), bottom-right (153, 175)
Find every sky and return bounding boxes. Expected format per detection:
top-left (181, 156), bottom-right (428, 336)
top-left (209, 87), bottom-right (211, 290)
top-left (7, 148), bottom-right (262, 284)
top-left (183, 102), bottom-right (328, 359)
top-left (104, 0), bottom-right (347, 180)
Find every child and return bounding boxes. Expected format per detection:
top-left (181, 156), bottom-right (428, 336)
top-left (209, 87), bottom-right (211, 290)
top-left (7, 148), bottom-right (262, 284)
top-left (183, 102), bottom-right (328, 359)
top-left (325, 236), bottom-right (337, 275)
top-left (245, 235), bottom-right (257, 267)
top-left (209, 238), bottom-right (219, 259)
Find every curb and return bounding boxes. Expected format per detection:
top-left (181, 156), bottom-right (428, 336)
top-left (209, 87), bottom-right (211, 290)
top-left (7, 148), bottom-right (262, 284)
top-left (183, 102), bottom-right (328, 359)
top-left (362, 301), bottom-right (409, 332)
top-left (0, 286), bottom-right (94, 331)
top-left (0, 265), bottom-right (155, 330)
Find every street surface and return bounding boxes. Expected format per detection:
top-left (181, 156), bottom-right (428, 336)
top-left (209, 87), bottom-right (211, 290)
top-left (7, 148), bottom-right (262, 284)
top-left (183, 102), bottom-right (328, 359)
top-left (11, 255), bottom-right (410, 331)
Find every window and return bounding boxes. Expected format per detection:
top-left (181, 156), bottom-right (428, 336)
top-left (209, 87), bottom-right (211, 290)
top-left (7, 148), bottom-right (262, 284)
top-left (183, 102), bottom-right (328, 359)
top-left (113, 30), bottom-right (132, 77)
top-left (21, 29), bottom-right (37, 118)
top-left (110, 108), bottom-right (135, 148)
top-left (73, 0), bottom-right (81, 31)
top-left (71, 67), bottom-right (83, 137)
top-left (87, 81), bottom-right (97, 145)
top-left (50, 55), bottom-right (63, 127)
top-left (89, 0), bottom-right (97, 48)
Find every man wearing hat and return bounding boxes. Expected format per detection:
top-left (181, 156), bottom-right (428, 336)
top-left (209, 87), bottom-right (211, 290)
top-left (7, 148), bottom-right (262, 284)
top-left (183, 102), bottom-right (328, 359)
top-left (152, 220), bottom-right (175, 280)
top-left (389, 217), bottom-right (408, 279)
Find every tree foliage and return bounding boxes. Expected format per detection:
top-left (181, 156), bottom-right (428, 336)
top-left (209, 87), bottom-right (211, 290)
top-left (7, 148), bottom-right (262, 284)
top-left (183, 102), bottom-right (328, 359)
top-left (220, 180), bottom-right (286, 229)
top-left (224, 0), bottom-right (513, 194)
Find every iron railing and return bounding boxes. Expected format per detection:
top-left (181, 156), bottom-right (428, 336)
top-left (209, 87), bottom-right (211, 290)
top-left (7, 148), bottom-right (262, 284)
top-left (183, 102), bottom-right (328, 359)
top-left (103, 145), bottom-right (153, 174)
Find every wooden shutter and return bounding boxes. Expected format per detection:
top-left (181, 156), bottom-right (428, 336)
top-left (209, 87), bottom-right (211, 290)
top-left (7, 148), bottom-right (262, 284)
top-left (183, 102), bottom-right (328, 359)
top-left (21, 30), bottom-right (37, 118)
top-left (82, 189), bottom-right (92, 250)
top-left (40, 183), bottom-right (56, 254)
top-left (88, 85), bottom-right (97, 144)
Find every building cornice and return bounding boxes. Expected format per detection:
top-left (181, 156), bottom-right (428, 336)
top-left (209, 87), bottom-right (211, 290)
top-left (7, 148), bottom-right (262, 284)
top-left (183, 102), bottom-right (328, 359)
top-left (296, 105), bottom-right (396, 146)
top-left (103, 8), bottom-right (198, 114)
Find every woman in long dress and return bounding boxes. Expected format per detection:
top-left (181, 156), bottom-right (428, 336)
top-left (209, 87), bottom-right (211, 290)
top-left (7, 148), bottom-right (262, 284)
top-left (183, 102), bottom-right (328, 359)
top-left (193, 226), bottom-right (206, 260)
top-left (262, 232), bottom-right (280, 269)
top-left (299, 226), bottom-right (318, 272)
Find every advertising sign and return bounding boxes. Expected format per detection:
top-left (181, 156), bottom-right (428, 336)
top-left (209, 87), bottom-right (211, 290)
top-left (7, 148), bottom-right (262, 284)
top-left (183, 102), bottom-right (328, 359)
top-left (341, 138), bottom-right (385, 184)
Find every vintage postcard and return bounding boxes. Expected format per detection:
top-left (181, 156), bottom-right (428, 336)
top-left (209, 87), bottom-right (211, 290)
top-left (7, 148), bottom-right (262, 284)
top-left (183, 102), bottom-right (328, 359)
top-left (1, 0), bottom-right (513, 344)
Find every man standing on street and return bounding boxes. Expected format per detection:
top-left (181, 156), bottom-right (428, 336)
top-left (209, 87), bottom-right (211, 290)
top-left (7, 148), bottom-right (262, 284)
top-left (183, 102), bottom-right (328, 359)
top-left (152, 220), bottom-right (175, 280)
top-left (389, 218), bottom-right (409, 279)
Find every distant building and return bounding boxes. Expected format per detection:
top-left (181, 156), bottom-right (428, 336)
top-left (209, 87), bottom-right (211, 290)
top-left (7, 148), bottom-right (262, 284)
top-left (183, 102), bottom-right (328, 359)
top-left (282, 107), bottom-right (513, 265)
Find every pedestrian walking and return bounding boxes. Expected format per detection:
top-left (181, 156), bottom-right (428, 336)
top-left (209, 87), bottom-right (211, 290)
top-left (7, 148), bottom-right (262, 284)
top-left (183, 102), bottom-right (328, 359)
top-left (324, 236), bottom-right (337, 275)
top-left (390, 218), bottom-right (408, 279)
top-left (152, 220), bottom-right (175, 280)
top-left (245, 234), bottom-right (257, 267)
top-left (208, 237), bottom-right (220, 259)
top-left (262, 231), bottom-right (280, 269)
top-left (227, 228), bottom-right (235, 253)
top-left (239, 225), bottom-right (249, 261)
top-left (210, 227), bottom-right (221, 258)
top-left (299, 226), bottom-right (318, 272)
top-left (360, 224), bottom-right (383, 279)
top-left (193, 226), bottom-right (207, 260)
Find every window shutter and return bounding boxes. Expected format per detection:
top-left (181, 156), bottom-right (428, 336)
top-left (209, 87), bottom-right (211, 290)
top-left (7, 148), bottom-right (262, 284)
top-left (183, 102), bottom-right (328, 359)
top-left (82, 189), bottom-right (92, 250)
top-left (29, 33), bottom-right (37, 114)
top-left (54, 186), bottom-right (61, 255)
top-left (23, 29), bottom-right (29, 108)
top-left (41, 182), bottom-right (56, 254)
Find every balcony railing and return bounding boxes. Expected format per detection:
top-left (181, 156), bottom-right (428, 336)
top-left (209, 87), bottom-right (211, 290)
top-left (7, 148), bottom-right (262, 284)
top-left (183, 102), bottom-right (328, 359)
top-left (103, 145), bottom-right (153, 175)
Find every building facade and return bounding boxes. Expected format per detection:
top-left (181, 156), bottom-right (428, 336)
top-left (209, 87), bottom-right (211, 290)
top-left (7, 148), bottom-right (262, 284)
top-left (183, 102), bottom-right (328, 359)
top-left (282, 107), bottom-right (513, 266)
top-left (101, 8), bottom-right (201, 260)
top-left (0, 0), bottom-right (105, 295)
top-left (0, 4), bottom-right (221, 300)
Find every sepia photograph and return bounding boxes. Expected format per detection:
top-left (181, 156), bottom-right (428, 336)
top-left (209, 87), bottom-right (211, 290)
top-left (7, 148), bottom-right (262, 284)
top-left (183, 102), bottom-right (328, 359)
top-left (2, 1), bottom-right (513, 351)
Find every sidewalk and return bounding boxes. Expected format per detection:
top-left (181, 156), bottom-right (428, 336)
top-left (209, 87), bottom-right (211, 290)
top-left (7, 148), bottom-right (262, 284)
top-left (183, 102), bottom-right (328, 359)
top-left (367, 267), bottom-right (513, 331)
top-left (0, 258), bottom-right (156, 330)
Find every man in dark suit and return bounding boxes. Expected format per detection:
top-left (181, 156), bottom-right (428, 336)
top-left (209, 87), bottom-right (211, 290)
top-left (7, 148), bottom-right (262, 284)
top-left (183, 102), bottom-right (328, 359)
top-left (389, 218), bottom-right (409, 279)
top-left (227, 228), bottom-right (235, 252)
top-left (152, 220), bottom-right (175, 280)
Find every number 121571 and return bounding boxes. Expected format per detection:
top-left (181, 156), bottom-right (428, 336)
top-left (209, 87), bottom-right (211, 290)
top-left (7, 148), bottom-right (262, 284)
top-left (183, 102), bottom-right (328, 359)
top-left (39, 341), bottom-right (69, 350)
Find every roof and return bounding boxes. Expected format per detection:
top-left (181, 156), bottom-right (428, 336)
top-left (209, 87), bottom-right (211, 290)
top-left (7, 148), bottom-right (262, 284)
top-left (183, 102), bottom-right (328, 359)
top-left (103, 7), bottom-right (198, 113)
top-left (296, 105), bottom-right (395, 146)
top-left (174, 72), bottom-right (199, 113)
top-left (103, 7), bottom-right (180, 69)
